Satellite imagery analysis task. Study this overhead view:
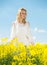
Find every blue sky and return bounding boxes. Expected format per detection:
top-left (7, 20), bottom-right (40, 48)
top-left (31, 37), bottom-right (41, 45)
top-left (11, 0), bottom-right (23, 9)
top-left (0, 0), bottom-right (47, 43)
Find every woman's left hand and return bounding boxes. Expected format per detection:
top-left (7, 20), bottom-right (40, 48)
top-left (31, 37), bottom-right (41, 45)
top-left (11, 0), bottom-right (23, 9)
top-left (31, 42), bottom-right (35, 46)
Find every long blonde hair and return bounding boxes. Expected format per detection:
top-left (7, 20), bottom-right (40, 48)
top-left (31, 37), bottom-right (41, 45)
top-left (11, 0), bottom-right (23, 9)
top-left (16, 8), bottom-right (27, 24)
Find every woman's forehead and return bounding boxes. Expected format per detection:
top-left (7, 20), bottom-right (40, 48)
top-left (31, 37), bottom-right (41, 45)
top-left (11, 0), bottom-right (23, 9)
top-left (21, 10), bottom-right (26, 13)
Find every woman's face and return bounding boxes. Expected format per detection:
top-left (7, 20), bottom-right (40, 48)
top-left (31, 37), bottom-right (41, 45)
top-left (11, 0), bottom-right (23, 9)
top-left (20, 10), bottom-right (27, 19)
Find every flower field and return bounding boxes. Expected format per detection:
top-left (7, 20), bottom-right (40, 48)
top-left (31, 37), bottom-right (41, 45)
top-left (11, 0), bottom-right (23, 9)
top-left (0, 38), bottom-right (47, 65)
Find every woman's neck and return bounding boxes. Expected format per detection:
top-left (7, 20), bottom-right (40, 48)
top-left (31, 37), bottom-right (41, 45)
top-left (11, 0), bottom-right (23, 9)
top-left (18, 19), bottom-right (23, 23)
top-left (17, 19), bottom-right (26, 24)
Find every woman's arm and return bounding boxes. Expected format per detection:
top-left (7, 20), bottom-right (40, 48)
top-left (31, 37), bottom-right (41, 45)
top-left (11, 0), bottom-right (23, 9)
top-left (26, 22), bottom-right (34, 45)
top-left (10, 22), bottom-right (16, 40)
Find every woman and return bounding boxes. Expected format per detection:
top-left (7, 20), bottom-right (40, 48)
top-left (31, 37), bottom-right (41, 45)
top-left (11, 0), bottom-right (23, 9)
top-left (10, 8), bottom-right (34, 46)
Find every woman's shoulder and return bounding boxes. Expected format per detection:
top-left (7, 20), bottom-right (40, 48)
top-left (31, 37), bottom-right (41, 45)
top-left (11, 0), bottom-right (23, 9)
top-left (26, 21), bottom-right (30, 26)
top-left (12, 21), bottom-right (17, 26)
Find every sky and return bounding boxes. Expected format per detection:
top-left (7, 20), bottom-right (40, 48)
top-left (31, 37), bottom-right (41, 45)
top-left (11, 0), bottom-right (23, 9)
top-left (0, 0), bottom-right (47, 43)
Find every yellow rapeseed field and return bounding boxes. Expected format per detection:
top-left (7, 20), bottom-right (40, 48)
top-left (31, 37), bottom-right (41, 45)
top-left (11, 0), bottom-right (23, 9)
top-left (0, 38), bottom-right (47, 65)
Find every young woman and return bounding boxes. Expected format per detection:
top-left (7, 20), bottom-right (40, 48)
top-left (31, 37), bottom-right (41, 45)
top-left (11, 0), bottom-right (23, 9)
top-left (10, 8), bottom-right (34, 46)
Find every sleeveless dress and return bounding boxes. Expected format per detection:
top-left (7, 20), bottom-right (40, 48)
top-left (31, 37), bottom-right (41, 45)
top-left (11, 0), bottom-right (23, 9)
top-left (10, 20), bottom-right (34, 46)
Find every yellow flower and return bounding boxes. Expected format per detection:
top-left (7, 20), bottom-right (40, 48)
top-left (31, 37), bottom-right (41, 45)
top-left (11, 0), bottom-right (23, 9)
top-left (10, 38), bottom-right (18, 43)
top-left (12, 62), bottom-right (15, 65)
top-left (0, 38), bottom-right (47, 65)
top-left (30, 50), bottom-right (36, 56)
top-left (1, 37), bottom-right (8, 42)
top-left (13, 55), bottom-right (19, 60)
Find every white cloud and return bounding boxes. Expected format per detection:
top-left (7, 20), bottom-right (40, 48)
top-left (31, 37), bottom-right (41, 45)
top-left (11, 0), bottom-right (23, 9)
top-left (33, 36), bottom-right (36, 40)
top-left (34, 27), bottom-right (47, 33)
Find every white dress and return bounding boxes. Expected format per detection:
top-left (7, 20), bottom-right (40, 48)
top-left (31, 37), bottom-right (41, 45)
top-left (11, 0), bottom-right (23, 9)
top-left (10, 20), bottom-right (34, 46)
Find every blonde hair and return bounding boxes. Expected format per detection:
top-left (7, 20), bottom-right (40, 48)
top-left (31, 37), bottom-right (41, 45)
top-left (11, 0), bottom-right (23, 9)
top-left (16, 8), bottom-right (27, 24)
